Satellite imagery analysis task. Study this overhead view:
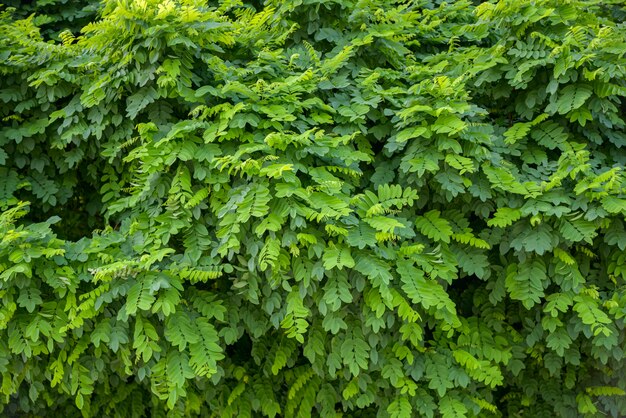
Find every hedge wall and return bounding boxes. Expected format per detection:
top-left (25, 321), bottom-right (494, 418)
top-left (1, 0), bottom-right (626, 417)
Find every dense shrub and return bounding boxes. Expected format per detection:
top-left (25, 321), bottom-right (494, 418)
top-left (1, 0), bottom-right (625, 416)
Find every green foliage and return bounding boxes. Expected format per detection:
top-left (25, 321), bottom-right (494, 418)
top-left (1, 0), bottom-right (626, 417)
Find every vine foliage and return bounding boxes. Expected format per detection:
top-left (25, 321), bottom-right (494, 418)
top-left (1, 0), bottom-right (626, 417)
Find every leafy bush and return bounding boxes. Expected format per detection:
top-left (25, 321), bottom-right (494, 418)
top-left (1, 0), bottom-right (626, 416)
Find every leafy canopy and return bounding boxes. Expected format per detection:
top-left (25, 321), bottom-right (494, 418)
top-left (1, 0), bottom-right (626, 417)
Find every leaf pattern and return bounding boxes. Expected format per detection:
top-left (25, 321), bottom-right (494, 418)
top-left (1, 0), bottom-right (626, 417)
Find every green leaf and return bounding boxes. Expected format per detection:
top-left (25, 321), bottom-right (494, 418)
top-left (189, 318), bottom-right (224, 377)
top-left (415, 210), bottom-right (453, 243)
top-left (396, 126), bottom-right (429, 143)
top-left (354, 254), bottom-right (393, 286)
top-left (340, 334), bottom-right (369, 376)
top-left (602, 196), bottom-right (626, 214)
top-left (439, 395), bottom-right (468, 418)
top-left (510, 224), bottom-right (556, 255)
top-left (398, 260), bottom-right (459, 327)
top-left (126, 279), bottom-right (156, 316)
top-left (559, 217), bottom-right (596, 243)
top-left (505, 259), bottom-right (546, 309)
top-left (0, 168), bottom-right (20, 204)
top-left (346, 223), bottom-right (377, 249)
top-left (433, 114), bottom-right (466, 135)
top-left (17, 288), bottom-right (42, 313)
top-left (546, 328), bottom-right (572, 356)
top-left (126, 86), bottom-right (159, 119)
top-left (426, 356), bottom-right (454, 397)
top-left (323, 244), bottom-right (355, 270)
top-left (487, 208), bottom-right (522, 228)
top-left (388, 396), bottom-right (412, 418)
top-left (551, 84), bottom-right (593, 115)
